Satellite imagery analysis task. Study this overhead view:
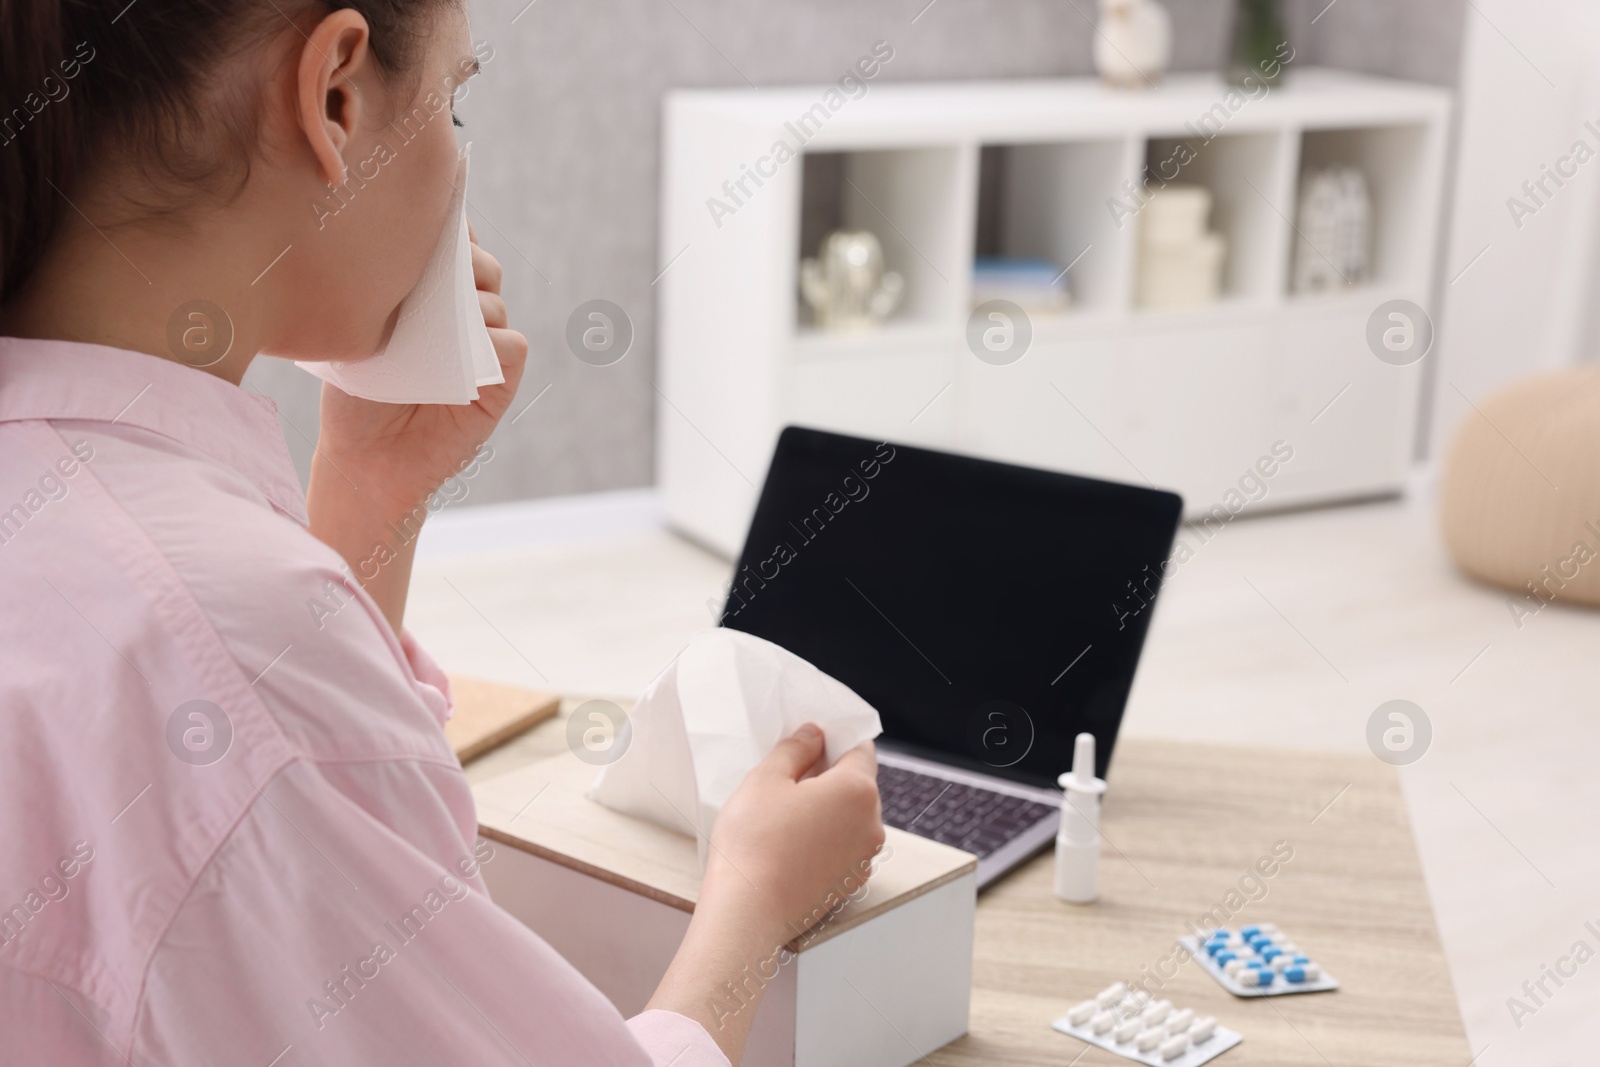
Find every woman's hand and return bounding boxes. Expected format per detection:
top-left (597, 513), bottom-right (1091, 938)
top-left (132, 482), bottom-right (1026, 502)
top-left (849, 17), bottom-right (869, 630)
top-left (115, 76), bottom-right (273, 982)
top-left (313, 231), bottom-right (526, 517)
top-left (305, 229), bottom-right (526, 635)
top-left (703, 726), bottom-right (886, 945)
top-left (646, 726), bottom-right (885, 1062)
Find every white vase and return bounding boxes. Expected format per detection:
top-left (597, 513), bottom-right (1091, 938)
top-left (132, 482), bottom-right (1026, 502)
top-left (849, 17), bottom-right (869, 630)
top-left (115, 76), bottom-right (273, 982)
top-left (1094, 0), bottom-right (1173, 89)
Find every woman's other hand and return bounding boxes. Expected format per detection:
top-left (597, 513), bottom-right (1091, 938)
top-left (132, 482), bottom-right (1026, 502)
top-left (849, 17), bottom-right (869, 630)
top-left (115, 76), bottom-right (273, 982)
top-left (705, 726), bottom-right (886, 946)
top-left (305, 228), bottom-right (526, 635)
top-left (313, 227), bottom-right (526, 518)
top-left (646, 727), bottom-right (885, 1062)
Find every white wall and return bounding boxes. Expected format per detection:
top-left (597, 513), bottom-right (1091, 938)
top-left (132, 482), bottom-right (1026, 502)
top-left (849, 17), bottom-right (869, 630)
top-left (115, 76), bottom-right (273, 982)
top-left (1430, 0), bottom-right (1600, 457)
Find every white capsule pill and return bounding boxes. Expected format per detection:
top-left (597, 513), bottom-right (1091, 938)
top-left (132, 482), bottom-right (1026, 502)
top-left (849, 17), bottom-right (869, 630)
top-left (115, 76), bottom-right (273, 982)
top-left (1114, 1018), bottom-right (1142, 1043)
top-left (1091, 1010), bottom-right (1116, 1034)
top-left (1096, 981), bottom-right (1127, 1007)
top-left (1066, 999), bottom-right (1097, 1026)
top-left (1160, 1035), bottom-right (1189, 1060)
top-left (1166, 1008), bottom-right (1193, 1035)
top-left (1223, 958), bottom-right (1250, 976)
top-left (1135, 1029), bottom-right (1165, 1052)
top-left (1190, 1016), bottom-right (1217, 1043)
top-left (1142, 999), bottom-right (1172, 1025)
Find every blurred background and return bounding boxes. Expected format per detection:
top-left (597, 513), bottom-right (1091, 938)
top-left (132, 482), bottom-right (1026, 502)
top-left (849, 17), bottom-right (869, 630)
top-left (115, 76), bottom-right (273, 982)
top-left (248, 0), bottom-right (1473, 497)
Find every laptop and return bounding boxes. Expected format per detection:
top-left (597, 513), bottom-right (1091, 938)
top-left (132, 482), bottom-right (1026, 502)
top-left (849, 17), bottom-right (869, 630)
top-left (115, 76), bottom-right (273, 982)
top-left (719, 426), bottom-right (1182, 887)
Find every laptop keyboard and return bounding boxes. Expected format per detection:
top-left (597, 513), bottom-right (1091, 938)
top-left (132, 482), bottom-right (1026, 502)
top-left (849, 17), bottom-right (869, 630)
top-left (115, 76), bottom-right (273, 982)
top-left (877, 763), bottom-right (1059, 859)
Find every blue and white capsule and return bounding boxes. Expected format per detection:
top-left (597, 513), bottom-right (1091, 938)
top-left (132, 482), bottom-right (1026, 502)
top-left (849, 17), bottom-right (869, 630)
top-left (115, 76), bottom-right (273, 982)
top-left (1237, 967), bottom-right (1276, 987)
top-left (1206, 933), bottom-right (1242, 953)
top-left (1284, 963), bottom-right (1322, 983)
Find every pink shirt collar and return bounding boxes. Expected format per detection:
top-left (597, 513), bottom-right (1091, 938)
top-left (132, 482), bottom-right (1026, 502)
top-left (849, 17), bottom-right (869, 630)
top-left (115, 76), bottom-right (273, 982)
top-left (0, 336), bottom-right (308, 525)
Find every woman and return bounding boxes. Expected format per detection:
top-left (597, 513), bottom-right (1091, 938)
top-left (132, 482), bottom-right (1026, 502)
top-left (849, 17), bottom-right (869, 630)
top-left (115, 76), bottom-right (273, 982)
top-left (0, 2), bottom-right (884, 1064)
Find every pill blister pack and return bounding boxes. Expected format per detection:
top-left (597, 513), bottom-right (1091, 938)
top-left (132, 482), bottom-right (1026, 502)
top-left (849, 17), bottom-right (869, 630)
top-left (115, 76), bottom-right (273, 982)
top-left (1179, 923), bottom-right (1340, 997)
top-left (1052, 982), bottom-right (1242, 1066)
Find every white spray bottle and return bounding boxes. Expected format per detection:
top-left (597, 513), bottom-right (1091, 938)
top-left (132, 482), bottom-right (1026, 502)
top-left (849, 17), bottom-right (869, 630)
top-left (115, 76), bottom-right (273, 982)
top-left (1055, 732), bottom-right (1107, 904)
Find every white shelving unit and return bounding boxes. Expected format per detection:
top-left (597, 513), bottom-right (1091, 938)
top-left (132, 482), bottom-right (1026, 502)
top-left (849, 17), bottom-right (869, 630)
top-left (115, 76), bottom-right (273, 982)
top-left (656, 69), bottom-right (1451, 557)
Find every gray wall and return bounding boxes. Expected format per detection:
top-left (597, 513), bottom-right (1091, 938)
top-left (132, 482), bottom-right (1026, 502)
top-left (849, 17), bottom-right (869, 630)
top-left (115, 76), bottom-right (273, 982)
top-left (247, 0), bottom-right (1465, 504)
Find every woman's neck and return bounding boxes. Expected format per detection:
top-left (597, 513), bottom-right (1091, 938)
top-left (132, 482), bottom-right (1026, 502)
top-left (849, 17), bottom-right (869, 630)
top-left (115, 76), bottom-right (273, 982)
top-left (0, 181), bottom-right (289, 385)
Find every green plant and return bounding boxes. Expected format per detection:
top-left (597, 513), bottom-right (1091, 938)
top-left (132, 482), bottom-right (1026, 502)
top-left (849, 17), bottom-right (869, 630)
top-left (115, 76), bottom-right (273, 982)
top-left (1230, 0), bottom-right (1288, 86)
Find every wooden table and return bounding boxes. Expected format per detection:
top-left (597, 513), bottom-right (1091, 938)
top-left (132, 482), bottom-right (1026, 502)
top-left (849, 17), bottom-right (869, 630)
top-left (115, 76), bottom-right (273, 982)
top-left (463, 708), bottom-right (1469, 1067)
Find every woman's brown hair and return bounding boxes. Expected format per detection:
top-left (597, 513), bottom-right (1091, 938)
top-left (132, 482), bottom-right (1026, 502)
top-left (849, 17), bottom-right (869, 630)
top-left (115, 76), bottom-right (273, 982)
top-left (0, 0), bottom-right (443, 304)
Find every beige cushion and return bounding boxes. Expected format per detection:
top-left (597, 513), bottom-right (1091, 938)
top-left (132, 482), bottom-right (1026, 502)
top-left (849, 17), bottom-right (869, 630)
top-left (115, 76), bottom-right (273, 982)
top-left (1440, 367), bottom-right (1600, 610)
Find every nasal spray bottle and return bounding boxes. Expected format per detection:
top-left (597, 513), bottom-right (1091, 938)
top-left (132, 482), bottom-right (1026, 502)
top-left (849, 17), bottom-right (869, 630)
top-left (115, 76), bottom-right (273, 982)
top-left (1055, 732), bottom-right (1107, 904)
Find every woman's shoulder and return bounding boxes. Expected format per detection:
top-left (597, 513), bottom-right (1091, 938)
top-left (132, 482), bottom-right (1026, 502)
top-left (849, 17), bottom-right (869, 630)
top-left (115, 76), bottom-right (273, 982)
top-left (0, 415), bottom-right (476, 1044)
top-left (0, 417), bottom-right (459, 769)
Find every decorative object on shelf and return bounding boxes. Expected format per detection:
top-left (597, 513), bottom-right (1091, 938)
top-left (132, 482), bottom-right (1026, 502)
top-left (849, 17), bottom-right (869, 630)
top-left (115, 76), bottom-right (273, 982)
top-left (1293, 167), bottom-right (1370, 293)
top-left (971, 257), bottom-right (1071, 315)
top-left (799, 228), bottom-right (904, 331)
top-left (1094, 0), bottom-right (1172, 89)
top-left (1135, 184), bottom-right (1226, 308)
top-left (1229, 0), bottom-right (1288, 87)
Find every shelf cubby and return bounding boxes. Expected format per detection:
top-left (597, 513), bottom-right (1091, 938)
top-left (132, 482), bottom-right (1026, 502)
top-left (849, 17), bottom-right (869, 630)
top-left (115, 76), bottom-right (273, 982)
top-left (1139, 130), bottom-right (1287, 304)
top-left (972, 140), bottom-right (1131, 315)
top-left (1290, 124), bottom-right (1433, 296)
top-left (796, 147), bottom-right (971, 332)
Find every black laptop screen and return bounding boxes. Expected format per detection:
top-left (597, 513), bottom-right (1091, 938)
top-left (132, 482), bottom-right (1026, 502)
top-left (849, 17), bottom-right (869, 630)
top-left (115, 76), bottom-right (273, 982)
top-left (720, 427), bottom-right (1183, 789)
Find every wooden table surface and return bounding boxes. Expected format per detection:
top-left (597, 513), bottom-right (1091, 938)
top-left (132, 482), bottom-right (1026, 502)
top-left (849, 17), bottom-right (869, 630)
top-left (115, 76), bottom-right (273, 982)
top-left (464, 707), bottom-right (1469, 1067)
top-left (942, 736), bottom-right (1469, 1067)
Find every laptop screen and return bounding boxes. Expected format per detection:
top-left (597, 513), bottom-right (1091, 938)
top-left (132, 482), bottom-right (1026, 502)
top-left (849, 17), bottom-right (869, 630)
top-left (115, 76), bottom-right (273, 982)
top-left (720, 427), bottom-right (1183, 789)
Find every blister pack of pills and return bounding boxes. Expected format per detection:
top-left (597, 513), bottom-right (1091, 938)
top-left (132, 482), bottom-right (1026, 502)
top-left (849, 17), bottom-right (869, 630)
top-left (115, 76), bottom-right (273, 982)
top-left (1178, 923), bottom-right (1340, 997)
top-left (1052, 982), bottom-right (1242, 1066)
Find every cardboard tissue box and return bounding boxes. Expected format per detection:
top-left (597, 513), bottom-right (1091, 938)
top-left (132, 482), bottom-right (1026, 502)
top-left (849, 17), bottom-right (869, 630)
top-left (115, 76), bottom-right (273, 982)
top-left (474, 750), bottom-right (978, 1067)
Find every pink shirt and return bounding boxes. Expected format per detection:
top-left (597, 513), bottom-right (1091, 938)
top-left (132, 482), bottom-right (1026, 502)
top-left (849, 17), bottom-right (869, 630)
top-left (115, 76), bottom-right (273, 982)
top-left (0, 338), bottom-right (727, 1066)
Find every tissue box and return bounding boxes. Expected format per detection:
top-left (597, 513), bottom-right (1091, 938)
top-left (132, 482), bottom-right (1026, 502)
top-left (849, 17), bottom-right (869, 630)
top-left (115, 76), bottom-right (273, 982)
top-left (475, 751), bottom-right (978, 1067)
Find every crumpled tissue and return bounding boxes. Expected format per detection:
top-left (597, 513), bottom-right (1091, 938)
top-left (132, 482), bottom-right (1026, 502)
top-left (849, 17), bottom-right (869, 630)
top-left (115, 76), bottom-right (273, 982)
top-left (298, 144), bottom-right (503, 405)
top-left (589, 628), bottom-right (883, 867)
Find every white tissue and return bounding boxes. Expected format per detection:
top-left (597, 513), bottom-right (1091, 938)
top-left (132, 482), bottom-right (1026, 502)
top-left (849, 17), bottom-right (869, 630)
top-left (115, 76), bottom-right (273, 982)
top-left (589, 629), bottom-right (883, 862)
top-left (298, 144), bottom-right (503, 405)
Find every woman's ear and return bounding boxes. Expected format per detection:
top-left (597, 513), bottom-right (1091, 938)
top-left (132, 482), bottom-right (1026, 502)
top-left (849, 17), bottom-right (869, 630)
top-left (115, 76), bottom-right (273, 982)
top-left (295, 9), bottom-right (374, 188)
